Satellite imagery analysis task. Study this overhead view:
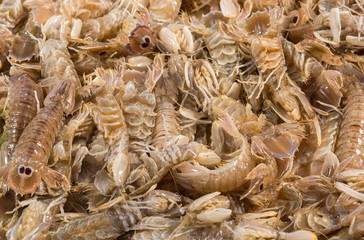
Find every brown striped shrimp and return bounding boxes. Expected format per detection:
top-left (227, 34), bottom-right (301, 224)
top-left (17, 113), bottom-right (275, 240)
top-left (167, 54), bottom-right (210, 142)
top-left (0, 80), bottom-right (75, 195)
top-left (4, 74), bottom-right (43, 159)
top-left (210, 95), bottom-right (263, 139)
top-left (335, 64), bottom-right (364, 170)
top-left (54, 190), bottom-right (180, 239)
top-left (173, 113), bottom-right (254, 194)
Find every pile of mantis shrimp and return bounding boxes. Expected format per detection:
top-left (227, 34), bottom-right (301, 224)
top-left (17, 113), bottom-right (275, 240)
top-left (0, 0), bottom-right (362, 239)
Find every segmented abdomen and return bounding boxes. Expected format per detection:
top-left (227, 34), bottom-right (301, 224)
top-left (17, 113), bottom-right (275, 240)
top-left (40, 39), bottom-right (80, 87)
top-left (281, 37), bottom-right (324, 79)
top-left (12, 101), bottom-right (64, 165)
top-left (5, 74), bottom-right (43, 156)
top-left (204, 28), bottom-right (238, 66)
top-left (90, 94), bottom-right (126, 146)
top-left (251, 36), bottom-right (285, 77)
top-left (335, 80), bottom-right (364, 169)
top-left (122, 83), bottom-right (156, 143)
top-left (152, 96), bottom-right (179, 148)
top-left (152, 78), bottom-right (180, 149)
top-left (52, 205), bottom-right (142, 240)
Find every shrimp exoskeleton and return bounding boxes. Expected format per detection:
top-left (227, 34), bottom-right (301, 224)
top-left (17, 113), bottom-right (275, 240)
top-left (4, 74), bottom-right (43, 158)
top-left (173, 114), bottom-right (254, 193)
top-left (0, 80), bottom-right (75, 194)
top-left (335, 64), bottom-right (364, 170)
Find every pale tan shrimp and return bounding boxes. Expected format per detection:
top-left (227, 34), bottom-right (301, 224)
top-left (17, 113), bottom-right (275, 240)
top-left (132, 217), bottom-right (181, 240)
top-left (129, 141), bottom-right (221, 196)
top-left (148, 0), bottom-right (182, 24)
top-left (59, 0), bottom-right (113, 21)
top-left (232, 221), bottom-right (318, 240)
top-left (42, 15), bottom-right (82, 40)
top-left (7, 195), bottom-right (66, 240)
top-left (0, 0), bottom-right (25, 29)
top-left (88, 69), bottom-right (130, 187)
top-left (173, 113), bottom-right (254, 193)
top-left (294, 203), bottom-right (341, 235)
top-left (168, 192), bottom-right (232, 240)
top-left (90, 92), bottom-right (129, 187)
top-left (281, 37), bottom-right (343, 112)
top-left (52, 103), bottom-right (94, 181)
top-left (52, 201), bottom-right (143, 240)
top-left (74, 4), bottom-right (157, 56)
top-left (39, 39), bottom-right (80, 88)
top-left (158, 24), bottom-right (194, 54)
top-left (4, 74), bottom-right (43, 158)
top-left (183, 11), bottom-right (239, 66)
top-left (152, 75), bottom-right (181, 150)
top-left (298, 112), bottom-right (341, 177)
top-left (121, 55), bottom-right (162, 146)
top-left (80, 0), bottom-right (132, 41)
top-left (335, 64), bottom-right (364, 170)
top-left (0, 80), bottom-right (75, 194)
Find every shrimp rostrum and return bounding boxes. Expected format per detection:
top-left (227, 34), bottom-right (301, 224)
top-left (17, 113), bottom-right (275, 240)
top-left (0, 79), bottom-right (75, 194)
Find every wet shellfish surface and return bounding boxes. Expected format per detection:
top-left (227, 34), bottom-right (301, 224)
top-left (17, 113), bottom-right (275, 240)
top-left (0, 0), bottom-right (362, 239)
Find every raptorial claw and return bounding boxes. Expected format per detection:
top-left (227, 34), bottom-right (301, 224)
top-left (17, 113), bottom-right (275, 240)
top-left (241, 163), bottom-right (272, 199)
top-left (42, 167), bottom-right (70, 192)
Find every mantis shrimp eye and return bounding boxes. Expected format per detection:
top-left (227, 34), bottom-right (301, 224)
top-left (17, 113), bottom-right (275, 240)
top-left (18, 165), bottom-right (32, 176)
top-left (25, 167), bottom-right (32, 175)
top-left (141, 37), bottom-right (151, 48)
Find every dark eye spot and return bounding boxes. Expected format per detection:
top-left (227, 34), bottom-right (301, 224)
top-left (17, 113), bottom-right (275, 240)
top-left (259, 183), bottom-right (264, 191)
top-left (141, 42), bottom-right (149, 48)
top-left (292, 16), bottom-right (298, 24)
top-left (19, 166), bottom-right (25, 174)
top-left (141, 37), bottom-right (151, 48)
top-left (25, 167), bottom-right (32, 175)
